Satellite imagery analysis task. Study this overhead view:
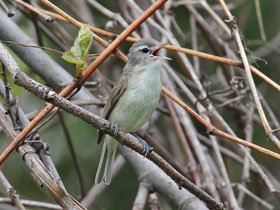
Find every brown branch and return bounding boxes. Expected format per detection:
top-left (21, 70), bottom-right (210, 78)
top-left (162, 87), bottom-right (280, 160)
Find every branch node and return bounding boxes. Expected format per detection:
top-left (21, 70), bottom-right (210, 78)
top-left (271, 128), bottom-right (280, 134)
top-left (266, 131), bottom-right (273, 140)
top-left (225, 16), bottom-right (236, 24)
top-left (22, 150), bottom-right (36, 162)
top-left (207, 128), bottom-right (217, 136)
top-left (176, 180), bottom-right (183, 190)
top-left (47, 90), bottom-right (56, 99)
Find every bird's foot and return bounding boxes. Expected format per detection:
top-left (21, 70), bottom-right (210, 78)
top-left (113, 122), bottom-right (120, 137)
top-left (132, 134), bottom-right (153, 157)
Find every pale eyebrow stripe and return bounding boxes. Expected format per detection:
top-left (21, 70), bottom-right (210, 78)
top-left (135, 45), bottom-right (148, 51)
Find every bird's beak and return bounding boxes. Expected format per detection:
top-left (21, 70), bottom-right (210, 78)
top-left (152, 42), bottom-right (172, 60)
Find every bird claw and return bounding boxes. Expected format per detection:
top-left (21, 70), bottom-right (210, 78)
top-left (132, 134), bottom-right (152, 157)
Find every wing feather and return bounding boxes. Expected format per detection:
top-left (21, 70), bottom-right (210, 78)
top-left (97, 76), bottom-right (128, 144)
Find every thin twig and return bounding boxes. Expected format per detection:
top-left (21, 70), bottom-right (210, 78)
top-left (0, 197), bottom-right (61, 209)
top-left (238, 105), bottom-right (254, 205)
top-left (164, 62), bottom-right (277, 192)
top-left (0, 103), bottom-right (85, 209)
top-left (162, 68), bottom-right (220, 199)
top-left (148, 193), bottom-right (161, 210)
top-left (254, 0), bottom-right (266, 41)
top-left (200, 0), bottom-right (231, 37)
top-left (86, 0), bottom-right (140, 38)
top-left (190, 15), bottom-right (200, 74)
top-left (162, 86), bottom-right (280, 160)
top-left (0, 63), bottom-right (18, 129)
top-left (0, 0), bottom-right (14, 16)
top-left (233, 183), bottom-right (274, 210)
top-left (132, 180), bottom-right (151, 210)
top-left (163, 94), bottom-right (201, 185)
top-left (217, 0), bottom-right (280, 149)
top-left (58, 112), bottom-right (86, 198)
top-left (0, 171), bottom-right (25, 210)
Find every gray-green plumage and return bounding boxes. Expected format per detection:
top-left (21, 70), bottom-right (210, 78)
top-left (95, 38), bottom-right (168, 185)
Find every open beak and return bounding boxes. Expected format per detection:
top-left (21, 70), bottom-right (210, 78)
top-left (151, 42), bottom-right (172, 60)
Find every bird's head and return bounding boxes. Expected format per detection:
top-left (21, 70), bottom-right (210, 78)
top-left (127, 38), bottom-right (170, 66)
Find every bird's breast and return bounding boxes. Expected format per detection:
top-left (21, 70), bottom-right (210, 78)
top-left (109, 67), bottom-right (162, 132)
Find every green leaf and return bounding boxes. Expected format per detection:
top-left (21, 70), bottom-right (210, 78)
top-left (62, 24), bottom-right (93, 67)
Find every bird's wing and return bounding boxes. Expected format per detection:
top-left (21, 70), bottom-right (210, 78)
top-left (97, 75), bottom-right (128, 144)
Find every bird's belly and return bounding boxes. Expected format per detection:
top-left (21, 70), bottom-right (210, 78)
top-left (108, 85), bottom-right (161, 133)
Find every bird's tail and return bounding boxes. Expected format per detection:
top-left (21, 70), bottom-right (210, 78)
top-left (95, 138), bottom-right (117, 185)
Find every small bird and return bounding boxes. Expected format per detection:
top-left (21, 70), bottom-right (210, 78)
top-left (95, 38), bottom-right (169, 185)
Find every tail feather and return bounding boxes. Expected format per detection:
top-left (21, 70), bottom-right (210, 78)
top-left (95, 141), bottom-right (107, 184)
top-left (104, 148), bottom-right (117, 185)
top-left (95, 138), bottom-right (117, 185)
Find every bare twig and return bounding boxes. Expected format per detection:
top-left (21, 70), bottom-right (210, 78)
top-left (233, 183), bottom-right (274, 210)
top-left (0, 0), bottom-right (14, 16)
top-left (254, 0), bottom-right (266, 41)
top-left (58, 112), bottom-right (86, 198)
top-left (163, 94), bottom-right (200, 185)
top-left (148, 193), bottom-right (161, 210)
top-left (200, 0), bottom-right (231, 37)
top-left (217, 0), bottom-right (280, 150)
top-left (162, 87), bottom-right (280, 160)
top-left (190, 15), bottom-right (200, 74)
top-left (0, 171), bottom-right (25, 210)
top-left (164, 61), bottom-right (277, 193)
top-left (86, 0), bottom-right (140, 38)
top-left (0, 103), bottom-right (86, 209)
top-left (162, 69), bottom-right (220, 200)
top-left (132, 181), bottom-right (151, 210)
top-left (0, 197), bottom-right (61, 210)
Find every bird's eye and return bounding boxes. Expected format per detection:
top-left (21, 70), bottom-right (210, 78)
top-left (141, 48), bottom-right (149, 53)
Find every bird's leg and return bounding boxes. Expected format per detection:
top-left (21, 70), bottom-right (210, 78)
top-left (132, 133), bottom-right (153, 157)
top-left (113, 123), bottom-right (124, 146)
top-left (113, 122), bottom-right (120, 137)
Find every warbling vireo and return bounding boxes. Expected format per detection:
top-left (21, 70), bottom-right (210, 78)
top-left (95, 38), bottom-right (169, 185)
